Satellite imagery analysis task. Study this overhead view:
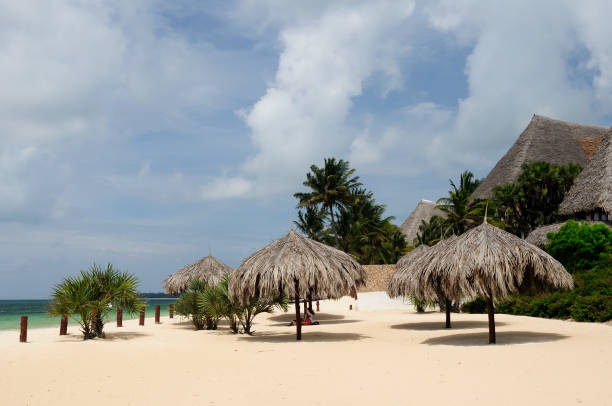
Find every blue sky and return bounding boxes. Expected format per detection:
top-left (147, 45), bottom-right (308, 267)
top-left (1, 0), bottom-right (612, 299)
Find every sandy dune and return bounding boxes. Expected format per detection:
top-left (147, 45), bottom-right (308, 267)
top-left (1, 293), bottom-right (611, 405)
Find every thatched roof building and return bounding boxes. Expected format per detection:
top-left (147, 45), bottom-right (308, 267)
top-left (399, 200), bottom-right (446, 245)
top-left (559, 129), bottom-right (612, 220)
top-left (163, 255), bottom-right (232, 294)
top-left (229, 229), bottom-right (366, 340)
top-left (472, 115), bottom-right (608, 200)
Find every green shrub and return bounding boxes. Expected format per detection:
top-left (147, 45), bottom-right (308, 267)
top-left (461, 296), bottom-right (487, 313)
top-left (545, 221), bottom-right (612, 273)
top-left (495, 265), bottom-right (612, 322)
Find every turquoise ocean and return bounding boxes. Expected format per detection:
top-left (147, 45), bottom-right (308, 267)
top-left (0, 298), bottom-right (177, 331)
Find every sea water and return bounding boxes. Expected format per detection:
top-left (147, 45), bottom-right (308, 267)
top-left (0, 298), bottom-right (177, 331)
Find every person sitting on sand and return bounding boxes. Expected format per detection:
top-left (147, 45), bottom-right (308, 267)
top-left (289, 308), bottom-right (319, 326)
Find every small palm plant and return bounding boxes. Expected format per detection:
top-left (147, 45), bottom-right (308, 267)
top-left (174, 279), bottom-right (209, 330)
top-left (48, 263), bottom-right (142, 339)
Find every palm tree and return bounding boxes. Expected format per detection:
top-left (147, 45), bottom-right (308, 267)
top-left (294, 206), bottom-right (327, 241)
top-left (175, 279), bottom-right (210, 330)
top-left (294, 158), bottom-right (362, 248)
top-left (437, 170), bottom-right (482, 236)
top-left (48, 263), bottom-right (142, 339)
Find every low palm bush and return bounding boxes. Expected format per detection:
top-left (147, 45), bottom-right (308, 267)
top-left (48, 263), bottom-right (142, 339)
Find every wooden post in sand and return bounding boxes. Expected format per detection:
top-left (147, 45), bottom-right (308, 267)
top-left (155, 305), bottom-right (160, 324)
top-left (139, 306), bottom-right (145, 326)
top-left (60, 315), bottom-right (68, 335)
top-left (116, 307), bottom-right (123, 327)
top-left (294, 279), bottom-right (302, 341)
top-left (316, 301), bottom-right (319, 312)
top-left (169, 304), bottom-right (174, 319)
top-left (20, 316), bottom-right (28, 343)
top-left (349, 304), bottom-right (352, 310)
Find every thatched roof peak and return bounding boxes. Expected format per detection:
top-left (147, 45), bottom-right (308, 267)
top-left (163, 254), bottom-right (232, 294)
top-left (229, 229), bottom-right (366, 304)
top-left (399, 200), bottom-right (446, 246)
top-left (472, 114), bottom-right (608, 200)
top-left (559, 129), bottom-right (612, 216)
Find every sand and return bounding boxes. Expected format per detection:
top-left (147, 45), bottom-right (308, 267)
top-left (1, 292), bottom-right (611, 405)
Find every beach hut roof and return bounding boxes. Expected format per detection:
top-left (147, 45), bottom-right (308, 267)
top-left (393, 221), bottom-right (572, 302)
top-left (399, 200), bottom-right (446, 246)
top-left (526, 220), bottom-right (612, 248)
top-left (559, 129), bottom-right (612, 216)
top-left (163, 255), bottom-right (232, 294)
top-left (472, 114), bottom-right (608, 200)
top-left (228, 229), bottom-right (366, 304)
top-left (387, 242), bottom-right (436, 299)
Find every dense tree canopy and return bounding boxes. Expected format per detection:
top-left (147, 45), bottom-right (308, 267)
top-left (294, 159), bottom-right (407, 264)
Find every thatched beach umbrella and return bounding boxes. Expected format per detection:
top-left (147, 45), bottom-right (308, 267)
top-left (229, 229), bottom-right (367, 340)
top-left (163, 255), bottom-right (232, 294)
top-left (404, 219), bottom-right (573, 343)
top-left (387, 237), bottom-right (460, 328)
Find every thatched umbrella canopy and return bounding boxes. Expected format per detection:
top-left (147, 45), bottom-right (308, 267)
top-left (163, 255), bottom-right (232, 294)
top-left (229, 229), bottom-right (366, 340)
top-left (394, 220), bottom-right (572, 343)
top-left (387, 237), bottom-right (459, 328)
top-left (399, 200), bottom-right (446, 245)
top-left (387, 244), bottom-right (430, 297)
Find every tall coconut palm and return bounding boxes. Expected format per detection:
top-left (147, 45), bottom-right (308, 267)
top-left (294, 158), bottom-right (362, 248)
top-left (437, 170), bottom-right (482, 236)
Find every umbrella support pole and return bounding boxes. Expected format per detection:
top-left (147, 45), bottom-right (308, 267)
top-left (487, 296), bottom-right (496, 344)
top-left (445, 299), bottom-right (451, 328)
top-left (294, 280), bottom-right (302, 341)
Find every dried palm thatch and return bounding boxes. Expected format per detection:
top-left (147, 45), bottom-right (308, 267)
top-left (229, 229), bottom-right (366, 340)
top-left (559, 129), bottom-right (612, 216)
top-left (399, 200), bottom-right (446, 245)
top-left (392, 220), bottom-right (572, 343)
top-left (163, 255), bottom-right (232, 294)
top-left (472, 114), bottom-right (608, 200)
top-left (527, 221), bottom-right (612, 248)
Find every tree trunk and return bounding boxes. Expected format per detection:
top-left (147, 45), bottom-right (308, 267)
top-left (445, 299), bottom-right (451, 328)
top-left (307, 292), bottom-right (314, 314)
top-left (294, 279), bottom-right (302, 341)
top-left (329, 206), bottom-right (339, 249)
top-left (487, 296), bottom-right (496, 344)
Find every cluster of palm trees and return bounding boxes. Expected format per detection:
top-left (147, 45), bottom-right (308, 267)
top-left (174, 275), bottom-right (287, 334)
top-left (294, 158), bottom-right (408, 264)
top-left (48, 263), bottom-right (142, 339)
top-left (416, 162), bottom-right (582, 246)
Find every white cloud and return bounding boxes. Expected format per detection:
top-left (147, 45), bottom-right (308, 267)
top-left (0, 0), bottom-right (250, 219)
top-left (206, 1), bottom-right (417, 198)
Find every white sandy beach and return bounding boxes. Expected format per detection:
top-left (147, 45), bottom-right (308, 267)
top-left (1, 292), bottom-right (611, 405)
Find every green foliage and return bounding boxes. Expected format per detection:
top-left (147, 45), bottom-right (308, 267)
top-left (177, 275), bottom-right (288, 334)
top-left (496, 265), bottom-right (612, 322)
top-left (48, 263), bottom-right (142, 339)
top-left (294, 206), bottom-right (327, 242)
top-left (491, 162), bottom-right (582, 237)
top-left (437, 170), bottom-right (483, 236)
top-left (294, 159), bottom-right (408, 264)
top-left (410, 296), bottom-right (436, 313)
top-left (461, 296), bottom-right (488, 314)
top-left (294, 158), bottom-right (362, 248)
top-left (415, 215), bottom-right (446, 246)
top-left (545, 221), bottom-right (612, 273)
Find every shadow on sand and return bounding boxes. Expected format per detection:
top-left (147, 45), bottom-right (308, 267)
top-left (391, 320), bottom-right (507, 331)
top-left (421, 330), bottom-right (568, 346)
top-left (60, 331), bottom-right (148, 342)
top-left (269, 312), bottom-right (346, 322)
top-left (239, 331), bottom-right (369, 343)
